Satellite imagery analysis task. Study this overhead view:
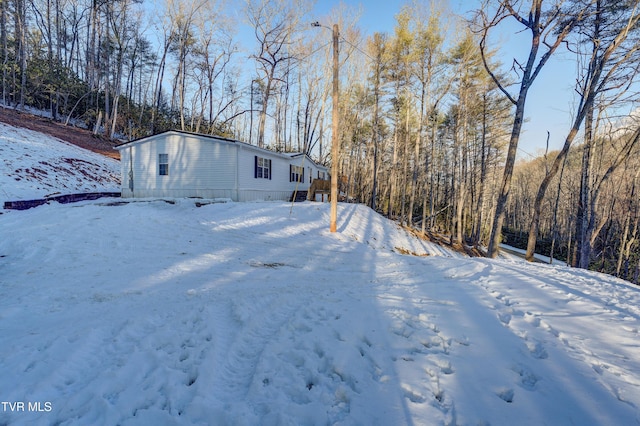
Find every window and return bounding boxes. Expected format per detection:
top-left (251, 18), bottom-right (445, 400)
top-left (255, 156), bottom-right (271, 179)
top-left (290, 165), bottom-right (304, 182)
top-left (158, 153), bottom-right (169, 176)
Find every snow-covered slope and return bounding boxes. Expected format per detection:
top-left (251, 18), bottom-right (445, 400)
top-left (0, 122), bottom-right (119, 204)
top-left (1, 198), bottom-right (639, 425)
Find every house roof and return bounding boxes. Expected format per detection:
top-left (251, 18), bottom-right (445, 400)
top-left (113, 130), bottom-right (238, 149)
top-left (114, 130), bottom-right (327, 170)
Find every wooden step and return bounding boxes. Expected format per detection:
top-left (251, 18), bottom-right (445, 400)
top-left (290, 190), bottom-right (308, 202)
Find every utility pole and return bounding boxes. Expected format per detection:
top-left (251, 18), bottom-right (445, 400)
top-left (312, 21), bottom-right (340, 233)
top-left (330, 23), bottom-right (339, 232)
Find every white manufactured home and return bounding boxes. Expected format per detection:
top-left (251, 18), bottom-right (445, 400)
top-left (114, 130), bottom-right (328, 202)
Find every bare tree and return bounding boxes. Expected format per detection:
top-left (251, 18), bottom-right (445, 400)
top-left (477, 0), bottom-right (589, 258)
top-left (190, 0), bottom-right (237, 134)
top-left (575, 117), bottom-right (640, 268)
top-left (245, 0), bottom-right (310, 148)
top-left (525, 0), bottom-right (640, 263)
top-left (404, 1), bottom-right (449, 233)
top-left (169, 0), bottom-right (206, 131)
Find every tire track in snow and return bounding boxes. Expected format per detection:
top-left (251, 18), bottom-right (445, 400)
top-left (212, 291), bottom-right (305, 403)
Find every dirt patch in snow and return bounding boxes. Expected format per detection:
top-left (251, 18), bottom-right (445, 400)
top-left (0, 106), bottom-right (119, 160)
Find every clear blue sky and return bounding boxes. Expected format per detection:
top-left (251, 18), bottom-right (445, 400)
top-left (308, 0), bottom-right (577, 159)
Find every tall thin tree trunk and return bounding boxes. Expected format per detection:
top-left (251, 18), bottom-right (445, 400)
top-left (1, 0), bottom-right (7, 104)
top-left (257, 77), bottom-right (273, 148)
top-left (574, 106), bottom-right (595, 267)
top-left (429, 120), bottom-right (437, 229)
top-left (388, 127), bottom-right (398, 218)
top-left (15, 0), bottom-right (28, 109)
top-left (400, 107), bottom-right (410, 226)
top-left (616, 171), bottom-right (638, 277)
top-left (549, 151), bottom-right (568, 264)
top-left (152, 39), bottom-right (170, 133)
top-left (409, 84), bottom-right (425, 226)
top-left (474, 94), bottom-right (489, 245)
top-left (487, 88), bottom-right (529, 257)
top-left (370, 84), bottom-right (380, 211)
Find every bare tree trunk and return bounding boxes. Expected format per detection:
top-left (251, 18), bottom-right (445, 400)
top-left (388, 127), bottom-right (398, 218)
top-left (1, 0), bottom-right (7, 104)
top-left (152, 35), bottom-right (171, 133)
top-left (616, 213), bottom-right (632, 277)
top-left (616, 171), bottom-right (639, 277)
top-left (15, 0), bottom-right (28, 109)
top-left (473, 93), bottom-right (490, 245)
top-left (400, 106), bottom-right (410, 226)
top-left (257, 77), bottom-right (272, 148)
top-left (409, 84), bottom-right (425, 226)
top-left (574, 106), bottom-right (595, 267)
top-left (370, 72), bottom-right (380, 211)
top-left (429, 120), bottom-right (437, 229)
top-left (548, 151), bottom-right (568, 264)
top-left (456, 169), bottom-right (466, 244)
top-left (487, 91), bottom-right (528, 256)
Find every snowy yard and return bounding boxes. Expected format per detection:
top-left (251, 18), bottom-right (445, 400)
top-left (1, 200), bottom-right (639, 425)
top-left (1, 121), bottom-right (640, 425)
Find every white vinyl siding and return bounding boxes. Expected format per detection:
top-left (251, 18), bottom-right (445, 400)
top-left (119, 133), bottom-right (236, 198)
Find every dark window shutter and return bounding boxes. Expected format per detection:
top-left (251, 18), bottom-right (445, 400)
top-left (289, 164), bottom-right (293, 182)
top-left (269, 159), bottom-right (272, 180)
top-left (301, 167), bottom-right (304, 183)
top-left (254, 155), bottom-right (258, 178)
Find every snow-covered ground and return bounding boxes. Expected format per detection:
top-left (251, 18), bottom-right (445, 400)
top-left (0, 122), bottom-right (119, 204)
top-left (1, 123), bottom-right (640, 425)
top-left (500, 243), bottom-right (569, 266)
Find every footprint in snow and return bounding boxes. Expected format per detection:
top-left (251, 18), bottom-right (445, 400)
top-left (526, 340), bottom-right (549, 360)
top-left (497, 387), bottom-right (515, 403)
top-left (435, 358), bottom-right (454, 375)
top-left (511, 364), bottom-right (540, 390)
top-left (498, 312), bottom-right (512, 325)
top-left (402, 386), bottom-right (426, 404)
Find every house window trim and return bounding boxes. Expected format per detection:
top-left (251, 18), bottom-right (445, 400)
top-left (158, 153), bottom-right (169, 176)
top-left (290, 165), bottom-right (304, 183)
top-left (254, 156), bottom-right (272, 180)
